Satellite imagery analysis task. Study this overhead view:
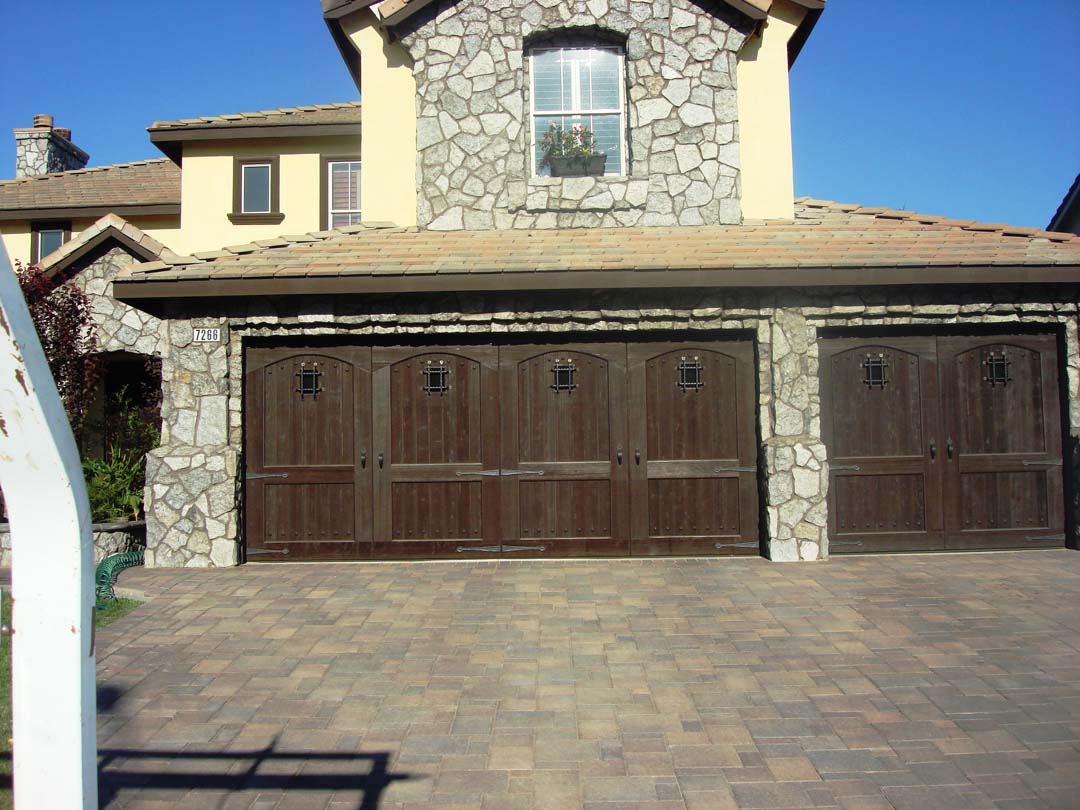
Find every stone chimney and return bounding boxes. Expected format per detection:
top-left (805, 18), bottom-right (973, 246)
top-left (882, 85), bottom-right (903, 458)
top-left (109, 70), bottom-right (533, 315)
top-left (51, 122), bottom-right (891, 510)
top-left (13, 114), bottom-right (89, 179)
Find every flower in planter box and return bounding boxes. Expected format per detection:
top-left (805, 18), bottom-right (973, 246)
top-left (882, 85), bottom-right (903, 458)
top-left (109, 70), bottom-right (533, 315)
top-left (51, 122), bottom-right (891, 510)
top-left (540, 123), bottom-right (608, 176)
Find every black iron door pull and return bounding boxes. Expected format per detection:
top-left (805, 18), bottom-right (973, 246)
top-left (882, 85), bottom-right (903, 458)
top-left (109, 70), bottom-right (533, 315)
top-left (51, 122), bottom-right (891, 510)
top-left (929, 440), bottom-right (937, 460)
top-left (946, 439), bottom-right (954, 459)
top-left (361, 449), bottom-right (367, 469)
top-left (378, 452), bottom-right (384, 468)
top-left (635, 449), bottom-right (641, 465)
top-left (616, 446), bottom-right (623, 465)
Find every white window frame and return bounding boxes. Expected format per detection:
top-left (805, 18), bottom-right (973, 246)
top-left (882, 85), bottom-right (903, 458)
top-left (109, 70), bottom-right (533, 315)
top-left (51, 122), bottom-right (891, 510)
top-left (241, 162), bottom-right (272, 214)
top-left (528, 45), bottom-right (627, 178)
top-left (326, 160), bottom-right (362, 229)
top-left (33, 228), bottom-right (66, 263)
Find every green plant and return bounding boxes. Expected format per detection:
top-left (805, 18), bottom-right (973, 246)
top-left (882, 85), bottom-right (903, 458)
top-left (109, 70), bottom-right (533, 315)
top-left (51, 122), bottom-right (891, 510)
top-left (540, 123), bottom-right (603, 166)
top-left (83, 446), bottom-right (145, 522)
top-left (79, 385), bottom-right (160, 522)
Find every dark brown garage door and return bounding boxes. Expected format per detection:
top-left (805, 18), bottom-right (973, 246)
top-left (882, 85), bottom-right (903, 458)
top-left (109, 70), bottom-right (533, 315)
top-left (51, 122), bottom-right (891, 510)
top-left (820, 334), bottom-right (1064, 553)
top-left (244, 340), bottom-right (758, 560)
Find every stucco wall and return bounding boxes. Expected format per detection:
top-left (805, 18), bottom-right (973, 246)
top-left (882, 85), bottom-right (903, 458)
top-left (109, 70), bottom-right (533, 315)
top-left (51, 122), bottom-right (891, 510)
top-left (174, 134), bottom-right (362, 255)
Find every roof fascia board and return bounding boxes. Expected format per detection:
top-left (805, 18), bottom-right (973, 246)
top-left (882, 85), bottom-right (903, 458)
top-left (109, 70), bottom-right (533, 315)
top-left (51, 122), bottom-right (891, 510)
top-left (112, 265), bottom-right (1080, 304)
top-left (0, 203), bottom-right (180, 223)
top-left (1048, 174), bottom-right (1080, 232)
top-left (149, 122), bottom-right (362, 144)
top-left (42, 228), bottom-right (162, 280)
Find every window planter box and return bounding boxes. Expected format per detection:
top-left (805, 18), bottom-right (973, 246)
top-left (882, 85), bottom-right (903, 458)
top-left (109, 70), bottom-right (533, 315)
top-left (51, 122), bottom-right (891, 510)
top-left (547, 154), bottom-right (607, 178)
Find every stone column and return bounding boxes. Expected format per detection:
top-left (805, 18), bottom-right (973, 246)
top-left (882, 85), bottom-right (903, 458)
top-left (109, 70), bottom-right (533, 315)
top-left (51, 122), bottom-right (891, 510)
top-left (143, 318), bottom-right (239, 567)
top-left (762, 308), bottom-right (828, 561)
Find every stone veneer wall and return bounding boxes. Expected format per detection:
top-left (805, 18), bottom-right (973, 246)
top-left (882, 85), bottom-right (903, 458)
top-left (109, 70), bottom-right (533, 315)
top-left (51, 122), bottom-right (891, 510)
top-left (14, 130), bottom-right (88, 178)
top-left (0, 522), bottom-right (145, 567)
top-left (142, 286), bottom-right (1080, 567)
top-left (397, 0), bottom-right (750, 230)
top-left (72, 246), bottom-right (164, 357)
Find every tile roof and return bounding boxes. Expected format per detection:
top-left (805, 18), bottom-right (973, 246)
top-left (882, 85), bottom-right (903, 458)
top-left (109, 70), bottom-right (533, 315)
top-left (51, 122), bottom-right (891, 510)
top-left (115, 199), bottom-right (1080, 299)
top-left (0, 158), bottom-right (179, 216)
top-left (148, 102), bottom-right (361, 133)
top-left (37, 213), bottom-right (176, 278)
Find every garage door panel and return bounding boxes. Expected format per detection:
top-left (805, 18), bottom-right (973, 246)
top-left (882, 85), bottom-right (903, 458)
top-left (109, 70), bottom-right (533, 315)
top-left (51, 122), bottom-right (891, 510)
top-left (517, 479), bottom-right (612, 540)
top-left (820, 337), bottom-right (945, 553)
top-left (629, 342), bottom-right (758, 556)
top-left (832, 473), bottom-right (927, 535)
top-left (826, 344), bottom-right (928, 459)
top-left (390, 481), bottom-right (484, 541)
top-left (941, 335), bottom-right (1064, 549)
top-left (244, 346), bottom-right (372, 561)
top-left (645, 349), bottom-right (740, 461)
top-left (500, 344), bottom-right (629, 556)
top-left (374, 346), bottom-right (500, 555)
top-left (952, 344), bottom-right (1047, 455)
top-left (264, 482), bottom-right (356, 545)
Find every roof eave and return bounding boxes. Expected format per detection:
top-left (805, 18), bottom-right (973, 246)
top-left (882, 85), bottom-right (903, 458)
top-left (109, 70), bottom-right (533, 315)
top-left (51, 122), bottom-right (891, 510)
top-left (112, 263), bottom-right (1080, 310)
top-left (148, 122), bottom-right (363, 160)
top-left (0, 203), bottom-right (180, 223)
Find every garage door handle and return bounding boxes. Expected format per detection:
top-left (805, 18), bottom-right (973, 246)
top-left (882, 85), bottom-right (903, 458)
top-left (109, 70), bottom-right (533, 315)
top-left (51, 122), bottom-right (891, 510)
top-left (378, 452), bottom-right (384, 469)
top-left (617, 447), bottom-right (623, 465)
top-left (361, 449), bottom-right (367, 469)
top-left (946, 438), bottom-right (954, 459)
top-left (929, 440), bottom-right (937, 460)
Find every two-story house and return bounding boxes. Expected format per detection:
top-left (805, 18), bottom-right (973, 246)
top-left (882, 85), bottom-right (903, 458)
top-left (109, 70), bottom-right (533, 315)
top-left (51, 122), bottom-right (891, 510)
top-left (7, 0), bottom-right (1080, 568)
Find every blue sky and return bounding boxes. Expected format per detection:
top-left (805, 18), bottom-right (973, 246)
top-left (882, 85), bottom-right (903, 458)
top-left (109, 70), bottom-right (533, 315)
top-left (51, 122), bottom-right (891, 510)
top-left (2, 0), bottom-right (1077, 229)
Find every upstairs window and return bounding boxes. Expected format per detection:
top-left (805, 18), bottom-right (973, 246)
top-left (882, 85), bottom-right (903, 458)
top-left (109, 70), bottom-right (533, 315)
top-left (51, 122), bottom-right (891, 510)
top-left (530, 45), bottom-right (626, 177)
top-left (32, 222), bottom-right (69, 263)
top-left (242, 162), bottom-right (272, 213)
top-left (324, 159), bottom-right (361, 229)
top-left (229, 157), bottom-right (283, 224)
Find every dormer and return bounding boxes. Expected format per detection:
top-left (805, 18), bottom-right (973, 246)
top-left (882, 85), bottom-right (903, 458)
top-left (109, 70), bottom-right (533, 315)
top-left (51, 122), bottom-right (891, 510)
top-left (323, 0), bottom-right (822, 229)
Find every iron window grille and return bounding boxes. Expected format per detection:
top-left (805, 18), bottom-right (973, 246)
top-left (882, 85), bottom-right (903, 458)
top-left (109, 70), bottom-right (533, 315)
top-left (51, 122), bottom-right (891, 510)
top-left (296, 362), bottom-right (322, 399)
top-left (677, 356), bottom-right (704, 391)
top-left (423, 360), bottom-right (450, 394)
top-left (983, 350), bottom-right (1011, 387)
top-left (550, 359), bottom-right (577, 392)
top-left (862, 353), bottom-right (889, 388)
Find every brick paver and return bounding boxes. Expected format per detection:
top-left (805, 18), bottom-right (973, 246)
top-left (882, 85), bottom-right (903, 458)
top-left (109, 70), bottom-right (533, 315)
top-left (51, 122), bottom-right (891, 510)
top-left (97, 551), bottom-right (1080, 809)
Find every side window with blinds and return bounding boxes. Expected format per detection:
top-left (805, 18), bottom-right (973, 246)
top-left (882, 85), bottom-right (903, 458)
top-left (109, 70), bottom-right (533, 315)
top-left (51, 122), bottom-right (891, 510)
top-left (326, 160), bottom-right (361, 229)
top-left (529, 45), bottom-right (626, 177)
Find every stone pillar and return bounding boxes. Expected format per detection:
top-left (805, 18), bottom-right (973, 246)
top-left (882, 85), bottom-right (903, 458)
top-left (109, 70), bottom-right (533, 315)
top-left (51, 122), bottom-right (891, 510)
top-left (143, 318), bottom-right (239, 567)
top-left (763, 308), bottom-right (828, 561)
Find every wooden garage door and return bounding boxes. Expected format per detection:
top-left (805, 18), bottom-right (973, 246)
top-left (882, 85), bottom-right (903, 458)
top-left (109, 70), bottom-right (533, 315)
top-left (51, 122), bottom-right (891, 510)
top-left (244, 346), bottom-right (372, 560)
top-left (245, 339), bottom-right (759, 560)
top-left (820, 334), bottom-right (1064, 553)
top-left (628, 342), bottom-right (759, 555)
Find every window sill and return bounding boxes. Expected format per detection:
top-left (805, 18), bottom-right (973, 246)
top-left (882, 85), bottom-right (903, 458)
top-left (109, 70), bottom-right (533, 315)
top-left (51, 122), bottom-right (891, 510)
top-left (228, 212), bottom-right (285, 225)
top-left (510, 176), bottom-right (650, 213)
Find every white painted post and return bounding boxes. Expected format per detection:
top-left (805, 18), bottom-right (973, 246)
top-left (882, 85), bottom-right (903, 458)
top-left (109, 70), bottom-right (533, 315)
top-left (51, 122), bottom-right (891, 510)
top-left (0, 242), bottom-right (97, 807)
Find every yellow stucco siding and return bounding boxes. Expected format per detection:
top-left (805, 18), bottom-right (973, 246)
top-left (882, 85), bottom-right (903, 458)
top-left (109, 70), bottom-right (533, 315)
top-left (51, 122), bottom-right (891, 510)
top-left (175, 135), bottom-right (362, 255)
top-left (736, 0), bottom-right (806, 221)
top-left (340, 10), bottom-right (417, 227)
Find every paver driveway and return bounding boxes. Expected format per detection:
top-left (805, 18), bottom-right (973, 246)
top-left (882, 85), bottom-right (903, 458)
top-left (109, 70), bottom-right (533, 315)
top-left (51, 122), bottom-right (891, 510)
top-left (97, 551), bottom-right (1080, 809)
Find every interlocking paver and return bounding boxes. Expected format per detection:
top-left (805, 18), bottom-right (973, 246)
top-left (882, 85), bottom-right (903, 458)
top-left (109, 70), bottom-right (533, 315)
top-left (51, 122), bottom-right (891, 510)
top-left (96, 550), bottom-right (1080, 808)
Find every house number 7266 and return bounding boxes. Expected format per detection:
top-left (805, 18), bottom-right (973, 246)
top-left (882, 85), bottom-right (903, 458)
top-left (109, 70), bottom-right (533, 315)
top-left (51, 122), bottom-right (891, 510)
top-left (192, 327), bottom-right (222, 343)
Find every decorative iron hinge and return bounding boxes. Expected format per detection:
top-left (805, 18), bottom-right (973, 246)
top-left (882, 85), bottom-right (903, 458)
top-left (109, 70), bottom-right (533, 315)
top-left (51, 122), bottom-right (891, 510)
top-left (455, 469), bottom-right (545, 477)
top-left (714, 542), bottom-right (759, 549)
top-left (456, 544), bottom-right (546, 553)
top-left (245, 472), bottom-right (290, 480)
top-left (713, 466), bottom-right (756, 473)
top-left (830, 465), bottom-right (862, 472)
top-left (247, 548), bottom-right (290, 556)
top-left (830, 541), bottom-right (864, 547)
top-left (1021, 459), bottom-right (1062, 467)
top-left (1025, 534), bottom-right (1065, 542)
